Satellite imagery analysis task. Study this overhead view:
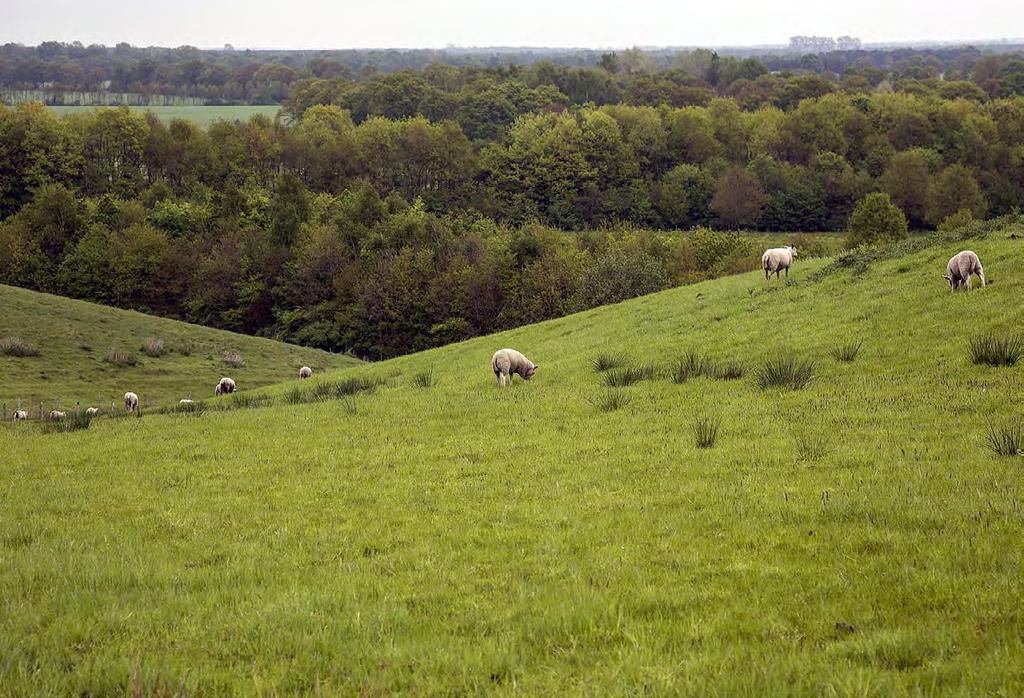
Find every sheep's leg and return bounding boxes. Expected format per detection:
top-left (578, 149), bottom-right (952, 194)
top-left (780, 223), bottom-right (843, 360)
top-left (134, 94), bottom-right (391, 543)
top-left (495, 372), bottom-right (503, 388)
top-left (978, 272), bottom-right (986, 288)
top-left (966, 276), bottom-right (972, 291)
top-left (785, 267), bottom-right (789, 278)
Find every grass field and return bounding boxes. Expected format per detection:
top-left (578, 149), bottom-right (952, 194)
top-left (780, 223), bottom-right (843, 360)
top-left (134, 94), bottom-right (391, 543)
top-left (0, 285), bottom-right (358, 414)
top-left (45, 104), bottom-right (282, 126)
top-left (2, 226), bottom-right (1023, 694)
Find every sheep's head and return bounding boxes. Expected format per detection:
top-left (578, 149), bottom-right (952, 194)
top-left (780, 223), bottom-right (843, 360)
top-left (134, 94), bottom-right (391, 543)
top-left (943, 274), bottom-right (955, 289)
top-left (789, 246), bottom-right (799, 257)
top-left (524, 364), bottom-right (538, 380)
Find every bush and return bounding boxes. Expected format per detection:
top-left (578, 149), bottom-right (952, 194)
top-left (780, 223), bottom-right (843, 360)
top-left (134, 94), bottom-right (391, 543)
top-left (984, 423), bottom-right (1022, 457)
top-left (846, 193), bottom-right (908, 248)
top-left (0, 336), bottom-right (41, 357)
top-left (592, 352), bottom-right (626, 373)
top-left (412, 368), bottom-right (434, 388)
top-left (591, 389), bottom-right (631, 412)
top-left (968, 334), bottom-right (1023, 367)
top-left (104, 348), bottom-right (138, 366)
top-left (140, 337), bottom-right (167, 357)
top-left (222, 351), bottom-right (246, 368)
top-left (937, 208), bottom-right (976, 233)
top-left (756, 355), bottom-right (816, 390)
top-left (830, 341), bottom-right (862, 362)
top-left (603, 364), bottom-right (656, 387)
top-left (693, 416), bottom-right (720, 449)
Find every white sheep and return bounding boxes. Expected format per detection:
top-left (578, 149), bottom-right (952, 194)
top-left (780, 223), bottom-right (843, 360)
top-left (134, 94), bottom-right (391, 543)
top-left (944, 250), bottom-right (986, 291)
top-left (179, 398), bottom-right (194, 405)
top-left (13, 410), bottom-right (28, 421)
top-left (85, 407), bottom-right (100, 416)
top-left (124, 392), bottom-right (139, 413)
top-left (299, 366), bottom-right (313, 379)
top-left (762, 246), bottom-right (798, 280)
top-left (49, 410), bottom-right (66, 420)
top-left (492, 348), bottom-right (538, 388)
top-left (215, 377), bottom-right (236, 396)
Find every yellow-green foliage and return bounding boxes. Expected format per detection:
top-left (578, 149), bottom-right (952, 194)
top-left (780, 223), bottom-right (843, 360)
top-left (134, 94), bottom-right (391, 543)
top-left (2, 233), bottom-right (1023, 694)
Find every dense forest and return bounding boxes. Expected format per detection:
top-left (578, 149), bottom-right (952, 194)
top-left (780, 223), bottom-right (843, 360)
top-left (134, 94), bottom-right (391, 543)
top-left (3, 45), bottom-right (1024, 357)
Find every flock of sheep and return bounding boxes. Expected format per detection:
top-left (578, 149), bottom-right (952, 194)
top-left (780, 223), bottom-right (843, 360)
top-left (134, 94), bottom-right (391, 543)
top-left (13, 246), bottom-right (989, 419)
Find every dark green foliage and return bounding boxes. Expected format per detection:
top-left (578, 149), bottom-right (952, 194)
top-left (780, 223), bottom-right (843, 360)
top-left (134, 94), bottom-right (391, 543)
top-left (693, 416), bottom-right (720, 449)
top-left (603, 364), bottom-right (656, 387)
top-left (830, 341), bottom-right (862, 362)
top-left (846, 193), bottom-right (908, 248)
top-left (969, 334), bottom-right (1023, 367)
top-left (0, 336), bottom-right (41, 357)
top-left (984, 423), bottom-right (1023, 457)
top-left (756, 355), bottom-right (816, 390)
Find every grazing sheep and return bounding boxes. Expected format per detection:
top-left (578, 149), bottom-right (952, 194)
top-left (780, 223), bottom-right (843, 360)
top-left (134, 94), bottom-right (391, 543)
top-left (85, 407), bottom-right (100, 416)
top-left (49, 410), bottom-right (66, 419)
top-left (179, 398), bottom-right (194, 405)
top-left (13, 410), bottom-right (28, 421)
top-left (762, 246), bottom-right (798, 280)
top-left (944, 250), bottom-right (986, 291)
top-left (124, 391), bottom-right (139, 412)
top-left (492, 348), bottom-right (538, 388)
top-left (215, 377), bottom-right (236, 396)
top-left (299, 366), bottom-right (313, 379)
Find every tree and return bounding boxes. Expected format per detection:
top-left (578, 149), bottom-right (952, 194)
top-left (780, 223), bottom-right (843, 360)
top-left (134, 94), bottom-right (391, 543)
top-left (928, 165), bottom-right (987, 226)
top-left (881, 148), bottom-right (939, 228)
top-left (656, 164), bottom-right (713, 228)
top-left (846, 192), bottom-right (908, 247)
top-left (710, 167), bottom-right (767, 229)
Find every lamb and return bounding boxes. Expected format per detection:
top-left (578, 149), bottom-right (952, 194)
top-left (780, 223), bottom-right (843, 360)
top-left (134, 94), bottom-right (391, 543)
top-left (124, 392), bottom-right (139, 412)
top-left (944, 250), bottom-right (986, 291)
top-left (298, 366), bottom-right (313, 379)
top-left (762, 246), bottom-right (798, 280)
top-left (85, 407), bottom-right (100, 416)
top-left (13, 410), bottom-right (28, 421)
top-left (492, 348), bottom-right (538, 388)
top-left (49, 410), bottom-right (66, 419)
top-left (215, 377), bottom-right (236, 396)
top-left (179, 399), bottom-right (194, 405)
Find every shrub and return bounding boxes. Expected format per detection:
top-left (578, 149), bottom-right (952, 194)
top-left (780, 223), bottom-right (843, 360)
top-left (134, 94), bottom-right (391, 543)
top-left (104, 348), bottom-right (138, 366)
top-left (140, 337), bottom-right (167, 357)
top-left (412, 368), bottom-right (434, 388)
top-left (984, 423), bottom-right (1022, 457)
top-left (937, 208), bottom-right (976, 233)
top-left (756, 355), bottom-right (816, 390)
top-left (222, 351), bottom-right (246, 368)
top-left (968, 334), bottom-right (1022, 367)
top-left (592, 352), bottom-right (626, 373)
top-left (0, 336), bottom-right (41, 357)
top-left (693, 416), bottom-right (720, 449)
top-left (846, 193), bottom-right (908, 248)
top-left (603, 364), bottom-right (656, 387)
top-left (41, 412), bottom-right (92, 433)
top-left (591, 389), bottom-right (631, 412)
top-left (830, 340), bottom-right (862, 363)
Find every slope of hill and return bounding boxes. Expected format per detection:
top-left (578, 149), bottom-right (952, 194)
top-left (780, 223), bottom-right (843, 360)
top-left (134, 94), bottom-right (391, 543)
top-left (2, 227), bottom-right (1023, 694)
top-left (0, 284), bottom-right (359, 412)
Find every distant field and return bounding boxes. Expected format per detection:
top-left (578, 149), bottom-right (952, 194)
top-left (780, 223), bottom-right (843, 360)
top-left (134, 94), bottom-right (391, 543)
top-left (0, 285), bottom-right (358, 414)
top-left (46, 104), bottom-right (281, 126)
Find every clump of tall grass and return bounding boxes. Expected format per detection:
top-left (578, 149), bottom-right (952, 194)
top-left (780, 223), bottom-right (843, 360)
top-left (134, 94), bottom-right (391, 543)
top-left (603, 364), bottom-right (655, 387)
top-left (755, 355), bottom-right (816, 390)
top-left (968, 334), bottom-right (1023, 367)
top-left (796, 433), bottom-right (833, 461)
top-left (412, 368), bottom-right (434, 388)
top-left (670, 352), bottom-right (707, 383)
top-left (709, 360), bottom-right (746, 380)
top-left (308, 376), bottom-right (381, 402)
top-left (592, 352), bottom-right (626, 373)
top-left (104, 348), bottom-right (138, 366)
top-left (284, 385), bottom-right (306, 404)
top-left (222, 350), bottom-right (246, 368)
top-left (590, 389), bottom-right (631, 412)
top-left (829, 340), bottom-right (862, 363)
top-left (140, 337), bottom-right (167, 357)
top-left (984, 423), bottom-right (1023, 457)
top-left (169, 401), bottom-right (205, 416)
top-left (227, 392), bottom-right (274, 410)
top-left (41, 412), bottom-right (92, 433)
top-left (693, 416), bottom-right (720, 449)
top-left (174, 340), bottom-right (194, 356)
top-left (0, 336), bottom-right (41, 357)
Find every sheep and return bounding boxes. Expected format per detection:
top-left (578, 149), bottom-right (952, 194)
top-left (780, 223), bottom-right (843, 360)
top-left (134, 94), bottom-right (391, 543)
top-left (762, 245), bottom-right (798, 280)
top-left (49, 410), bottom-right (66, 420)
top-left (299, 366), bottom-right (313, 379)
top-left (944, 250), bottom-right (986, 291)
top-left (85, 407), bottom-right (100, 416)
top-left (492, 348), bottom-right (538, 388)
top-left (124, 391), bottom-right (139, 413)
top-left (13, 410), bottom-right (28, 421)
top-left (179, 398), bottom-right (194, 405)
top-left (215, 377), bottom-right (236, 396)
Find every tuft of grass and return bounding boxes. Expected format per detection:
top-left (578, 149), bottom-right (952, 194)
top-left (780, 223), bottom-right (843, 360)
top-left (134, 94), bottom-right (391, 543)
top-left (709, 360), bottom-right (746, 380)
top-left (412, 368), bottom-right (434, 388)
top-left (284, 386), bottom-right (306, 405)
top-left (227, 392), bottom-right (274, 410)
top-left (41, 412), bottom-right (92, 433)
top-left (796, 433), bottom-right (833, 461)
top-left (603, 364), bottom-right (655, 387)
top-left (333, 376), bottom-right (381, 397)
top-left (592, 352), bottom-right (626, 373)
top-left (984, 423), bottom-right (1023, 457)
top-left (140, 337), bottom-right (168, 357)
top-left (693, 416), bottom-right (720, 449)
top-left (590, 389), bottom-right (631, 412)
top-left (0, 336), bottom-right (41, 357)
top-left (755, 355), bottom-right (816, 390)
top-left (222, 350), bottom-right (246, 368)
top-left (174, 340), bottom-right (194, 356)
top-left (103, 348), bottom-right (138, 367)
top-left (670, 352), bottom-right (707, 384)
top-left (830, 340), bottom-right (862, 363)
top-left (968, 334), bottom-right (1023, 367)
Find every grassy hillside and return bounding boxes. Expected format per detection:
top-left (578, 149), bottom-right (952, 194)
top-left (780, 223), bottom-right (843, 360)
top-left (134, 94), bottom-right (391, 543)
top-left (2, 227), bottom-right (1023, 694)
top-left (0, 285), bottom-right (358, 413)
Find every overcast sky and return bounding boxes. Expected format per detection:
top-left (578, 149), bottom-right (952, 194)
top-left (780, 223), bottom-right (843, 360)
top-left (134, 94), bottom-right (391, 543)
top-left (2, 0), bottom-right (1022, 49)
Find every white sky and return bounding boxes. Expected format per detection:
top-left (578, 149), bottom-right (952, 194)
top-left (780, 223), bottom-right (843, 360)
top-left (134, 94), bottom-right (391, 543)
top-left (2, 0), bottom-right (1022, 49)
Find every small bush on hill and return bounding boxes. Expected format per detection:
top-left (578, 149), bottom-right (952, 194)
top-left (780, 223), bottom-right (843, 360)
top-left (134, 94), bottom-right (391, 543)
top-left (756, 355), bottom-right (816, 390)
top-left (985, 424), bottom-right (1022, 457)
top-left (104, 349), bottom-right (138, 367)
top-left (222, 351), bottom-right (246, 368)
top-left (846, 193), bottom-right (908, 248)
top-left (969, 334), bottom-right (1023, 367)
top-left (830, 341), bottom-right (862, 362)
top-left (0, 336), bottom-right (41, 357)
top-left (140, 337), bottom-right (167, 357)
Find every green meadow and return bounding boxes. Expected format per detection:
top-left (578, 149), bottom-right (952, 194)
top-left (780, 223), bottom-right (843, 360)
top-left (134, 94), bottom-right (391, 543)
top-left (0, 285), bottom-right (358, 413)
top-left (45, 104), bottom-right (282, 126)
top-left (2, 226), bottom-right (1023, 694)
